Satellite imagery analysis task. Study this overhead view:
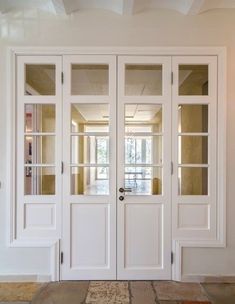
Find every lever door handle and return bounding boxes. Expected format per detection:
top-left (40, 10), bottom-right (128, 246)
top-left (123, 188), bottom-right (132, 192)
top-left (119, 187), bottom-right (132, 193)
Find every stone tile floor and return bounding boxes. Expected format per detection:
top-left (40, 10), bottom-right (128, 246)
top-left (0, 281), bottom-right (235, 304)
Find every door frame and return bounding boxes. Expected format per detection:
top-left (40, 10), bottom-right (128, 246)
top-left (7, 47), bottom-right (226, 282)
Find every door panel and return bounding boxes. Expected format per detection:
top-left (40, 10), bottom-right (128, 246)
top-left (61, 55), bottom-right (116, 280)
top-left (124, 203), bottom-right (163, 268)
top-left (70, 204), bottom-right (109, 267)
top-left (117, 56), bottom-right (172, 280)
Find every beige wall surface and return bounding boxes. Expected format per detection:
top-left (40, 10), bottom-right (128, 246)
top-left (0, 8), bottom-right (235, 278)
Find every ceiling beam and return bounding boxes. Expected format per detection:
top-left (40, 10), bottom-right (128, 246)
top-left (184, 0), bottom-right (206, 15)
top-left (2, 0), bottom-right (235, 16)
top-left (51, 0), bottom-right (67, 14)
top-left (55, 0), bottom-right (125, 15)
top-left (198, 0), bottom-right (235, 14)
top-left (0, 0), bottom-right (65, 15)
top-left (122, 0), bottom-right (135, 15)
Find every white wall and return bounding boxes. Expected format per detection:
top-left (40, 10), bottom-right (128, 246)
top-left (0, 8), bottom-right (235, 279)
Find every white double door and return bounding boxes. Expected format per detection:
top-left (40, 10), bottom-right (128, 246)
top-left (60, 55), bottom-right (172, 280)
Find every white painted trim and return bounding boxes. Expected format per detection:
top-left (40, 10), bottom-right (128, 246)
top-left (9, 239), bottom-right (58, 248)
top-left (8, 46), bottom-right (226, 56)
top-left (7, 46), bottom-right (226, 282)
top-left (217, 48), bottom-right (227, 247)
top-left (6, 48), bottom-right (16, 245)
top-left (0, 274), bottom-right (51, 282)
top-left (50, 241), bottom-right (60, 281)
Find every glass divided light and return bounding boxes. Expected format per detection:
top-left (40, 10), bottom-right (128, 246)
top-left (71, 104), bottom-right (110, 195)
top-left (179, 65), bottom-right (208, 96)
top-left (24, 136), bottom-right (55, 164)
top-left (71, 136), bottom-right (109, 165)
top-left (25, 167), bottom-right (55, 195)
top-left (178, 167), bottom-right (208, 196)
top-left (178, 104), bottom-right (209, 195)
top-left (125, 104), bottom-right (163, 195)
top-left (71, 167), bottom-right (109, 195)
top-left (125, 64), bottom-right (162, 96)
top-left (24, 104), bottom-right (56, 195)
top-left (71, 64), bottom-right (109, 95)
top-left (25, 64), bottom-right (56, 95)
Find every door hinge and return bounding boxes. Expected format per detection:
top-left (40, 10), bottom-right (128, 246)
top-left (61, 72), bottom-right (64, 84)
top-left (61, 161), bottom-right (64, 174)
top-left (61, 251), bottom-right (64, 264)
top-left (171, 161), bottom-right (173, 175)
top-left (171, 251), bottom-right (174, 264)
top-left (171, 71), bottom-right (173, 85)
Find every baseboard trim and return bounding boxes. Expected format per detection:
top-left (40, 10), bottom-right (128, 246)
top-left (0, 274), bottom-right (51, 282)
top-left (181, 274), bottom-right (235, 283)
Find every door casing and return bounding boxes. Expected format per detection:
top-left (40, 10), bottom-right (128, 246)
top-left (7, 47), bottom-right (226, 283)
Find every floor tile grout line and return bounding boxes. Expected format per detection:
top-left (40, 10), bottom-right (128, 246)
top-left (151, 281), bottom-right (159, 304)
top-left (128, 281), bottom-right (132, 304)
top-left (31, 281), bottom-right (50, 302)
top-left (82, 280), bottom-right (90, 304)
top-left (200, 283), bottom-right (216, 304)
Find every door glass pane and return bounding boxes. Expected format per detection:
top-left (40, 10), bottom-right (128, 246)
top-left (178, 167), bottom-right (208, 195)
top-left (25, 167), bottom-right (55, 195)
top-left (178, 105), bottom-right (208, 133)
top-left (179, 65), bottom-right (208, 96)
top-left (125, 136), bottom-right (162, 165)
top-left (125, 167), bottom-right (162, 195)
top-left (125, 65), bottom-right (162, 96)
top-left (25, 64), bottom-right (55, 95)
top-left (71, 104), bottom-right (109, 132)
top-left (25, 104), bottom-right (56, 133)
top-left (71, 64), bottom-right (109, 95)
top-left (24, 136), bottom-right (55, 164)
top-left (178, 136), bottom-right (208, 164)
top-left (125, 104), bottom-right (162, 133)
top-left (71, 167), bottom-right (109, 195)
top-left (71, 136), bottom-right (109, 164)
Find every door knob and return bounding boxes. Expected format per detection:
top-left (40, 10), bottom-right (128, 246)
top-left (119, 196), bottom-right (124, 201)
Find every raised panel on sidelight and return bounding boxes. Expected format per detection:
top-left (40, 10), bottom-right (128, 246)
top-left (178, 204), bottom-right (210, 230)
top-left (24, 203), bottom-right (55, 229)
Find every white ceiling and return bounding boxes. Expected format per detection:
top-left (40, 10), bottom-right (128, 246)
top-left (72, 103), bottom-right (162, 122)
top-left (1, 0), bottom-right (235, 16)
